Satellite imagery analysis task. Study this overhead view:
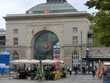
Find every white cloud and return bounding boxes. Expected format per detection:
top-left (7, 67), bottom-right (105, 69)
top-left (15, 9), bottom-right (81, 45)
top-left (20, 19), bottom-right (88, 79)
top-left (0, 0), bottom-right (46, 29)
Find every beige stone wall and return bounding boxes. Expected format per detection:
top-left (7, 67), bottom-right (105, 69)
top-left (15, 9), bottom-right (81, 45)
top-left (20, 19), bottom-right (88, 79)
top-left (6, 15), bottom-right (90, 65)
top-left (63, 17), bottom-right (90, 45)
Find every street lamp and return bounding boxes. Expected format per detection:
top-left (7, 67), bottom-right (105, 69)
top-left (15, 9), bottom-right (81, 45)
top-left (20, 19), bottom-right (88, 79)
top-left (80, 29), bottom-right (83, 72)
top-left (38, 55), bottom-right (43, 80)
top-left (86, 48), bottom-right (90, 72)
top-left (86, 48), bottom-right (89, 62)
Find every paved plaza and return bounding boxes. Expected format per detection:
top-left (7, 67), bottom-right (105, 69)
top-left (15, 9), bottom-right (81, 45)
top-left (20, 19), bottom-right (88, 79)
top-left (0, 75), bottom-right (101, 83)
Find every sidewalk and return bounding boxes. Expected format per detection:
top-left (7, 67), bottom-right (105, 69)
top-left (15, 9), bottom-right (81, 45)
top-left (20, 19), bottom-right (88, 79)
top-left (0, 74), bottom-right (10, 79)
top-left (0, 73), bottom-right (100, 83)
top-left (0, 75), bottom-right (100, 83)
top-left (0, 72), bottom-right (17, 79)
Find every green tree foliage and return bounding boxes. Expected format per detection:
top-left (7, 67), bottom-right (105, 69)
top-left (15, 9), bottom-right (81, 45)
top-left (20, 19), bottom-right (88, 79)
top-left (86, 0), bottom-right (110, 10)
top-left (93, 11), bottom-right (110, 46)
top-left (86, 0), bottom-right (110, 47)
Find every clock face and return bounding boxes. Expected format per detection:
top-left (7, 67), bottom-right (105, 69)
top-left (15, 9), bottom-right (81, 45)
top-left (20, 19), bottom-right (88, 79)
top-left (33, 31), bottom-right (59, 59)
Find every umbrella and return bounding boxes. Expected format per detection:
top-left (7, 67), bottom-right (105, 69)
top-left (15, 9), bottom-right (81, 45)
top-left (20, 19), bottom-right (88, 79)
top-left (104, 62), bottom-right (110, 65)
top-left (30, 59), bottom-right (40, 64)
top-left (52, 59), bottom-right (64, 64)
top-left (10, 59), bottom-right (40, 64)
top-left (42, 59), bottom-right (53, 64)
top-left (42, 59), bottom-right (64, 64)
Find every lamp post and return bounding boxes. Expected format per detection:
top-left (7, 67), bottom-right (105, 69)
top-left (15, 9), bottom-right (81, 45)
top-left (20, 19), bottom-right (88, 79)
top-left (72, 52), bottom-right (74, 70)
top-left (80, 29), bottom-right (83, 72)
top-left (86, 48), bottom-right (90, 72)
top-left (39, 55), bottom-right (43, 80)
top-left (86, 48), bottom-right (89, 62)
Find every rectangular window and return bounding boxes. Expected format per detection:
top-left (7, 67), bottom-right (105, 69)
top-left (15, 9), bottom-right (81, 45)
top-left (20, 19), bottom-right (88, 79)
top-left (13, 37), bottom-right (18, 46)
top-left (13, 29), bottom-right (18, 34)
top-left (0, 36), bottom-right (5, 46)
top-left (73, 27), bottom-right (78, 33)
top-left (72, 36), bottom-right (78, 46)
top-left (73, 36), bottom-right (78, 41)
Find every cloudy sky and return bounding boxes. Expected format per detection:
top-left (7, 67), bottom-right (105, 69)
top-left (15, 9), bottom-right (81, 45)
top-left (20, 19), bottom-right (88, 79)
top-left (0, 0), bottom-right (95, 29)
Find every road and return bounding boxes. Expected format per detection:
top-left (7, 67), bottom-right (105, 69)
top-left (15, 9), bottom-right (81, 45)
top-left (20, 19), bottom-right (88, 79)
top-left (0, 75), bottom-right (101, 83)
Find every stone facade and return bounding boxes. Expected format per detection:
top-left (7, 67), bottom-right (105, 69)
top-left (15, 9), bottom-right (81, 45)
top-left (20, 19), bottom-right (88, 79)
top-left (4, 13), bottom-right (90, 65)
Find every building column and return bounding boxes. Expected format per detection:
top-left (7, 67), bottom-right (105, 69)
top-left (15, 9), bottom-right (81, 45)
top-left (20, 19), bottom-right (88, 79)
top-left (25, 47), bottom-right (32, 59)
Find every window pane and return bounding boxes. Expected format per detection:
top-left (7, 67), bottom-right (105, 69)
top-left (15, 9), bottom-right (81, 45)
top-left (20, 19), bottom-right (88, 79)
top-left (13, 29), bottom-right (18, 34)
top-left (72, 36), bottom-right (78, 46)
top-left (13, 37), bottom-right (18, 46)
top-left (73, 27), bottom-right (78, 32)
top-left (73, 36), bottom-right (78, 41)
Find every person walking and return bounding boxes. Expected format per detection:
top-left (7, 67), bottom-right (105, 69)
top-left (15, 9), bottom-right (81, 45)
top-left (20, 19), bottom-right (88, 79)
top-left (69, 67), bottom-right (72, 76)
top-left (92, 69), bottom-right (95, 77)
top-left (96, 61), bottom-right (104, 80)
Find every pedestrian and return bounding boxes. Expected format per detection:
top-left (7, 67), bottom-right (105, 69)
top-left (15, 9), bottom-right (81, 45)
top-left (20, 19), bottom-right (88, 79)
top-left (92, 69), bottom-right (95, 77)
top-left (69, 67), bottom-right (72, 76)
top-left (82, 67), bottom-right (86, 74)
top-left (96, 62), bottom-right (104, 79)
top-left (74, 66), bottom-right (78, 75)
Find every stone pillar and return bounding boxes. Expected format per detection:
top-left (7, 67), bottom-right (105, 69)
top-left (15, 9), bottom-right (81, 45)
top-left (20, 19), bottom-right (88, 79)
top-left (25, 47), bottom-right (32, 59)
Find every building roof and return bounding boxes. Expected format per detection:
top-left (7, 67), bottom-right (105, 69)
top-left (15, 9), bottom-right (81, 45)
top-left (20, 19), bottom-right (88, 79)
top-left (5, 0), bottom-right (90, 20)
top-left (26, 2), bottom-right (77, 14)
top-left (5, 1), bottom-right (90, 20)
top-left (4, 12), bottom-right (90, 21)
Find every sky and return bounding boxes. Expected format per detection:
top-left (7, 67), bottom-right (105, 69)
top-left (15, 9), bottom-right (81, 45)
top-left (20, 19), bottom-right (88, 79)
top-left (0, 0), bottom-right (95, 29)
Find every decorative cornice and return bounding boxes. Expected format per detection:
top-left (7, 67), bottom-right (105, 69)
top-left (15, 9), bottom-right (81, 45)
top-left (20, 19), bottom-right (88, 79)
top-left (4, 12), bottom-right (90, 21)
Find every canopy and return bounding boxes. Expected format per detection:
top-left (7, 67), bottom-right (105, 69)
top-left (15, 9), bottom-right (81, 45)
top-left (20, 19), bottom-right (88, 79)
top-left (104, 62), bottom-right (110, 66)
top-left (52, 59), bottom-right (64, 63)
top-left (42, 59), bottom-right (53, 64)
top-left (42, 59), bottom-right (64, 64)
top-left (10, 59), bottom-right (40, 64)
top-left (11, 59), bottom-right (64, 64)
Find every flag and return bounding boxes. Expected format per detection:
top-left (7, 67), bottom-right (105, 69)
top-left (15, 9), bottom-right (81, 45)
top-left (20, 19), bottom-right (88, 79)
top-left (44, 5), bottom-right (48, 16)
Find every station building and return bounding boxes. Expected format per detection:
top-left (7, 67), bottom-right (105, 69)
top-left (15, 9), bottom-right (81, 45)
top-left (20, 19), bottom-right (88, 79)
top-left (4, 0), bottom-right (90, 65)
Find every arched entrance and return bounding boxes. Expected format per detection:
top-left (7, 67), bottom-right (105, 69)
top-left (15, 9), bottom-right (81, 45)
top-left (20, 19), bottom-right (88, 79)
top-left (33, 30), bottom-right (60, 60)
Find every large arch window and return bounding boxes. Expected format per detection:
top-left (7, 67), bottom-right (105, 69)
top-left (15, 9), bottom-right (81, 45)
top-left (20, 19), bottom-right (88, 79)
top-left (33, 30), bottom-right (60, 60)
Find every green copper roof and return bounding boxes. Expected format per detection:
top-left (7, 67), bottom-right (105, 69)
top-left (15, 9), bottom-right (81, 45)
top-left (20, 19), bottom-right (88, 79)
top-left (26, 2), bottom-right (77, 14)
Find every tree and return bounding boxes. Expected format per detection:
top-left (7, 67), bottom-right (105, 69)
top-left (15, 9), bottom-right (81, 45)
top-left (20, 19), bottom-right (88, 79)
top-left (93, 11), bottom-right (110, 46)
top-left (86, 0), bottom-right (110, 10)
top-left (86, 0), bottom-right (110, 47)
